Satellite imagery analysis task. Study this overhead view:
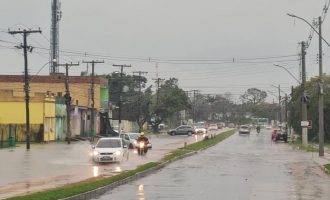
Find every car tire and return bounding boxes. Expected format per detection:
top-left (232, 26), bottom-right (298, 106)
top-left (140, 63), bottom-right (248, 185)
top-left (188, 131), bottom-right (192, 136)
top-left (171, 132), bottom-right (176, 136)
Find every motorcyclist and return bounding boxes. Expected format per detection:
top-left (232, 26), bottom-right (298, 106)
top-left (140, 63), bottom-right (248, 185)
top-left (256, 125), bottom-right (261, 133)
top-left (137, 132), bottom-right (149, 144)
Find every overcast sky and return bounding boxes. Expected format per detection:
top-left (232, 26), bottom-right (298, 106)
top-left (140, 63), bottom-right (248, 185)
top-left (1, 0), bottom-right (330, 102)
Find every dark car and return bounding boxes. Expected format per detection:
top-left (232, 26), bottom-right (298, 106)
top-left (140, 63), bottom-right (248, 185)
top-left (272, 129), bottom-right (287, 142)
top-left (167, 125), bottom-right (195, 136)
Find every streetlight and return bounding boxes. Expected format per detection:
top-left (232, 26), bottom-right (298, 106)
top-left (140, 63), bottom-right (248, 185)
top-left (273, 64), bottom-right (301, 84)
top-left (287, 13), bottom-right (328, 156)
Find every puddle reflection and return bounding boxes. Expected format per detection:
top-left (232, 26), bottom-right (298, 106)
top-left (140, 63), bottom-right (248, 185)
top-left (93, 166), bottom-right (99, 177)
top-left (137, 184), bottom-right (145, 200)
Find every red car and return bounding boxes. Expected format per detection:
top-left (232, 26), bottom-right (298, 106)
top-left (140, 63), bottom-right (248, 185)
top-left (272, 129), bottom-right (288, 142)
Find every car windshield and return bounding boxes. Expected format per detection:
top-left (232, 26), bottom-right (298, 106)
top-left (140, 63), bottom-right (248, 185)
top-left (129, 134), bottom-right (139, 139)
top-left (195, 125), bottom-right (204, 128)
top-left (96, 139), bottom-right (121, 148)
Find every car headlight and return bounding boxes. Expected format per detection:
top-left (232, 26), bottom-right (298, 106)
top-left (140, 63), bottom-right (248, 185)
top-left (93, 150), bottom-right (99, 156)
top-left (115, 151), bottom-right (121, 156)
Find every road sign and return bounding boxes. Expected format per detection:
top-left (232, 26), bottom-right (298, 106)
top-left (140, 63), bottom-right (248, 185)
top-left (301, 121), bottom-right (309, 127)
top-left (308, 120), bottom-right (312, 129)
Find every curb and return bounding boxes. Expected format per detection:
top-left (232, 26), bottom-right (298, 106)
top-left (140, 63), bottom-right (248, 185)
top-left (61, 151), bottom-right (197, 200)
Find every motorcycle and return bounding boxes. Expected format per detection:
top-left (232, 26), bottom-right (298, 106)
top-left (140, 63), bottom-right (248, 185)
top-left (257, 128), bottom-right (260, 133)
top-left (136, 141), bottom-right (148, 155)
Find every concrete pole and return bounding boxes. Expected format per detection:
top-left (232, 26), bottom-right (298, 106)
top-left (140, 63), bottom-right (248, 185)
top-left (301, 41), bottom-right (308, 147)
top-left (318, 16), bottom-right (324, 156)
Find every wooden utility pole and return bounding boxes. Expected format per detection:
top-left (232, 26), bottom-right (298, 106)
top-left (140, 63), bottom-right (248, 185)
top-left (8, 28), bottom-right (41, 150)
top-left (57, 62), bottom-right (79, 144)
top-left (83, 60), bottom-right (104, 139)
top-left (152, 78), bottom-right (165, 104)
top-left (133, 71), bottom-right (148, 131)
top-left (113, 64), bottom-right (131, 134)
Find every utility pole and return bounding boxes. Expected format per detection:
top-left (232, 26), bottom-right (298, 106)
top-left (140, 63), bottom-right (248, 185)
top-left (113, 64), bottom-right (132, 134)
top-left (278, 85), bottom-right (282, 125)
top-left (57, 62), bottom-right (79, 144)
top-left (83, 60), bottom-right (104, 139)
top-left (8, 28), bottom-right (41, 150)
top-left (50, 0), bottom-right (61, 73)
top-left (133, 71), bottom-right (148, 131)
top-left (153, 78), bottom-right (165, 104)
top-left (301, 41), bottom-right (308, 147)
top-left (192, 90), bottom-right (199, 124)
top-left (318, 16), bottom-right (325, 156)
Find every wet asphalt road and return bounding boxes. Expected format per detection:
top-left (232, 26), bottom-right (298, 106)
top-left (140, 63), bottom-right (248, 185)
top-left (0, 129), bottom-right (226, 199)
top-left (95, 130), bottom-right (330, 200)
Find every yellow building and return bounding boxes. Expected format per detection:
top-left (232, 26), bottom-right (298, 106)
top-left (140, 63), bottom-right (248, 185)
top-left (0, 74), bottom-right (108, 142)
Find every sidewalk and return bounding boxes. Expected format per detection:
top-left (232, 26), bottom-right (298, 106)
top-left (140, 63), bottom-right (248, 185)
top-left (311, 146), bottom-right (330, 174)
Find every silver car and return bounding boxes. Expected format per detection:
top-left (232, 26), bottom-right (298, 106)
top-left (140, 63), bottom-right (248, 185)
top-left (239, 125), bottom-right (250, 134)
top-left (119, 133), bottom-right (152, 149)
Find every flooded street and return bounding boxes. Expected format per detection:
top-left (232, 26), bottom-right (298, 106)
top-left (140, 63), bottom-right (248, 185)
top-left (0, 129), bottom-right (225, 199)
top-left (95, 130), bottom-right (330, 200)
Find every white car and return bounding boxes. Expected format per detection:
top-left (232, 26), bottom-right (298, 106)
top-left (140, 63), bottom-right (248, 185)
top-left (119, 133), bottom-right (152, 149)
top-left (92, 138), bottom-right (128, 163)
top-left (266, 125), bottom-right (272, 130)
top-left (239, 125), bottom-right (250, 134)
top-left (194, 125), bottom-right (207, 134)
top-left (208, 124), bottom-right (218, 131)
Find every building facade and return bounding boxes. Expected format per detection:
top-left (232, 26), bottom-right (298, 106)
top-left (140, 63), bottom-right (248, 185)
top-left (0, 74), bottom-right (108, 143)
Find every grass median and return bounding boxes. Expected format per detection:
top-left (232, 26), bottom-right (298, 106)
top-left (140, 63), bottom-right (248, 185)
top-left (8, 129), bottom-right (235, 200)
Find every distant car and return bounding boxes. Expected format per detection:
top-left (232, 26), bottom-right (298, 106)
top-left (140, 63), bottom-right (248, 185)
top-left (239, 125), bottom-right (250, 134)
top-left (112, 126), bottom-right (124, 134)
top-left (168, 125), bottom-right (195, 136)
top-left (266, 125), bottom-right (272, 130)
top-left (208, 124), bottom-right (218, 131)
top-left (272, 129), bottom-right (287, 142)
top-left (228, 123), bottom-right (236, 128)
top-left (92, 137), bottom-right (128, 163)
top-left (194, 125), bottom-right (207, 134)
top-left (119, 133), bottom-right (152, 149)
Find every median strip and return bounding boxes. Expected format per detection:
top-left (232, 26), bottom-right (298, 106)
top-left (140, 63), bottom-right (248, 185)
top-left (7, 129), bottom-right (235, 200)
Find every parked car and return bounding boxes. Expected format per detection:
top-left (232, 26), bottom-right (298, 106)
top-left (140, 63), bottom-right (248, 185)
top-left (119, 133), bottom-right (152, 149)
top-left (208, 124), bottom-right (218, 131)
top-left (194, 125), bottom-right (207, 134)
top-left (92, 137), bottom-right (128, 163)
top-left (217, 123), bottom-right (223, 129)
top-left (272, 129), bottom-right (287, 142)
top-left (167, 125), bottom-right (195, 136)
top-left (228, 123), bottom-right (236, 128)
top-left (239, 125), bottom-right (250, 134)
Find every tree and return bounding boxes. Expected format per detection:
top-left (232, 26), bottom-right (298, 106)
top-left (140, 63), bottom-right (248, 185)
top-left (289, 75), bottom-right (330, 142)
top-left (107, 72), bottom-right (151, 132)
top-left (150, 78), bottom-right (191, 132)
top-left (240, 88), bottom-right (267, 105)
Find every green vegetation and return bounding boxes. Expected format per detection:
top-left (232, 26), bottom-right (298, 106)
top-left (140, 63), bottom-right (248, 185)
top-left (324, 164), bottom-right (330, 172)
top-left (289, 75), bottom-right (330, 143)
top-left (8, 129), bottom-right (235, 200)
top-left (291, 141), bottom-right (318, 152)
top-left (186, 130), bottom-right (235, 151)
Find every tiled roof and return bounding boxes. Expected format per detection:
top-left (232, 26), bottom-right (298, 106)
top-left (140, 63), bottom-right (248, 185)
top-left (0, 74), bottom-right (108, 85)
